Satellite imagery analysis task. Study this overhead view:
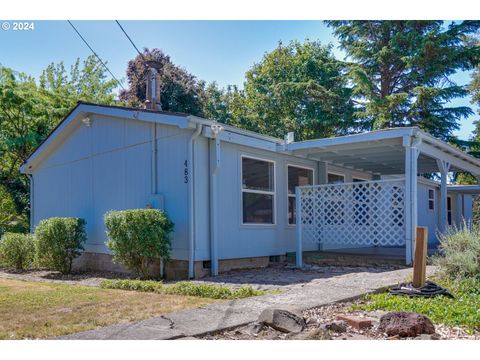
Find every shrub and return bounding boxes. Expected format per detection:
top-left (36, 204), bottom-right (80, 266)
top-left (34, 217), bottom-right (86, 274)
top-left (432, 221), bottom-right (480, 280)
top-left (99, 279), bottom-right (267, 299)
top-left (104, 209), bottom-right (174, 279)
top-left (0, 232), bottom-right (35, 270)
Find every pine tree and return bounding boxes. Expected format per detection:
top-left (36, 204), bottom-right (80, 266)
top-left (326, 21), bottom-right (480, 140)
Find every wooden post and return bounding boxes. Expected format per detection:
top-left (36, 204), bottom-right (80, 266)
top-left (412, 226), bottom-right (428, 288)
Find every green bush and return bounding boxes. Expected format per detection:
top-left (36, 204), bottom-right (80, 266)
top-left (104, 209), bottom-right (174, 279)
top-left (0, 232), bottom-right (35, 270)
top-left (100, 279), bottom-right (267, 299)
top-left (432, 221), bottom-right (480, 280)
top-left (34, 217), bottom-right (86, 274)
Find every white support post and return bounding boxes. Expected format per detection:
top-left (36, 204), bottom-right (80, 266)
top-left (404, 137), bottom-right (419, 265)
top-left (295, 187), bottom-right (302, 268)
top-left (436, 159), bottom-right (451, 232)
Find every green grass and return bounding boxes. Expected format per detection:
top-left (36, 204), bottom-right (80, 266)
top-left (0, 278), bottom-right (215, 339)
top-left (352, 277), bottom-right (480, 332)
top-left (100, 279), bottom-right (268, 299)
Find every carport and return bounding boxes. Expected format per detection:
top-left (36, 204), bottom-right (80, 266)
top-left (281, 127), bottom-right (480, 265)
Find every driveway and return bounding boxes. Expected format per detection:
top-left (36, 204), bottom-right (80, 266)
top-left (60, 265), bottom-right (438, 340)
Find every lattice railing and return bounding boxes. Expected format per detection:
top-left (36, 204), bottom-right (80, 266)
top-left (298, 179), bottom-right (406, 247)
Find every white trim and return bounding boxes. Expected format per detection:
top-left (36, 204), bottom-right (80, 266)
top-left (428, 188), bottom-right (435, 212)
top-left (286, 163), bottom-right (315, 226)
top-left (240, 154), bottom-right (277, 226)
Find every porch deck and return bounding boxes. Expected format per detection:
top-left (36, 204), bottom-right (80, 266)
top-left (288, 246), bottom-right (438, 268)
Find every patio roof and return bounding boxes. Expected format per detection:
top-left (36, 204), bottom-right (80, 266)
top-left (282, 127), bottom-right (480, 177)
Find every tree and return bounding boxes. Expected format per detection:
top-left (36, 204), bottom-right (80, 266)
top-left (0, 56), bottom-right (118, 222)
top-left (120, 48), bottom-right (205, 115)
top-left (326, 21), bottom-right (480, 140)
top-left (238, 40), bottom-right (357, 140)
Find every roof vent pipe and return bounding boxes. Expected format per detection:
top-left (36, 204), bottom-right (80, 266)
top-left (145, 61), bottom-right (162, 111)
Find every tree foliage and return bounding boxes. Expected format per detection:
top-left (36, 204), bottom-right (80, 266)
top-left (0, 56), bottom-right (118, 222)
top-left (120, 48), bottom-right (205, 115)
top-left (326, 20), bottom-right (480, 140)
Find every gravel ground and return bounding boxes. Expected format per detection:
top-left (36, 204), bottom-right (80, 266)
top-left (0, 268), bottom-right (134, 287)
top-left (0, 262), bottom-right (406, 290)
top-left (201, 300), bottom-right (480, 340)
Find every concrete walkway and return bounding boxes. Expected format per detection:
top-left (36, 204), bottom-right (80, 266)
top-left (61, 266), bottom-right (437, 340)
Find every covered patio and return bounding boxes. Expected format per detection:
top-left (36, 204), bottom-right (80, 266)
top-left (282, 127), bottom-right (480, 265)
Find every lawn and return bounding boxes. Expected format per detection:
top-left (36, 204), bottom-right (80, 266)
top-left (352, 277), bottom-right (480, 332)
top-left (0, 278), bottom-right (216, 339)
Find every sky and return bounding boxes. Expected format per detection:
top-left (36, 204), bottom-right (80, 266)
top-left (0, 20), bottom-right (478, 140)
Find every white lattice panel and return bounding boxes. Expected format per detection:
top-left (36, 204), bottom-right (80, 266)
top-left (299, 180), bottom-right (405, 247)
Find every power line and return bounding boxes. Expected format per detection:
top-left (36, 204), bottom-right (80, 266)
top-left (115, 20), bottom-right (147, 64)
top-left (66, 20), bottom-right (125, 90)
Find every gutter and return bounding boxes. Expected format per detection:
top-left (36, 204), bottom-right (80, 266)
top-left (188, 123), bottom-right (203, 279)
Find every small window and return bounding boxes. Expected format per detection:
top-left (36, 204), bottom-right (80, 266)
top-left (242, 156), bottom-right (275, 224)
top-left (287, 165), bottom-right (314, 224)
top-left (353, 178), bottom-right (366, 182)
top-left (328, 173), bottom-right (345, 184)
top-left (428, 189), bottom-right (435, 211)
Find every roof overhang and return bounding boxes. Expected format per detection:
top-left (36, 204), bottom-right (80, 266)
top-left (281, 127), bottom-right (480, 177)
top-left (447, 185), bottom-right (480, 194)
top-left (20, 103), bottom-right (191, 174)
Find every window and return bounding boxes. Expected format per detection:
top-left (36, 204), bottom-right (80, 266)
top-left (241, 156), bottom-right (275, 224)
top-left (328, 173), bottom-right (345, 184)
top-left (287, 165), bottom-right (314, 224)
top-left (353, 178), bottom-right (367, 182)
top-left (428, 189), bottom-right (435, 211)
top-left (447, 196), bottom-right (452, 226)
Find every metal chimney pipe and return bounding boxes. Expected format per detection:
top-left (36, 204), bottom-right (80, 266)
top-left (145, 62), bottom-right (162, 111)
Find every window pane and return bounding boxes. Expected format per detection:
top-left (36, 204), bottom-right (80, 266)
top-left (428, 189), bottom-right (434, 200)
top-left (288, 196), bottom-right (296, 224)
top-left (328, 173), bottom-right (344, 184)
top-left (428, 200), bottom-right (434, 210)
top-left (288, 166), bottom-right (313, 194)
top-left (243, 192), bottom-right (274, 224)
top-left (242, 157), bottom-right (274, 192)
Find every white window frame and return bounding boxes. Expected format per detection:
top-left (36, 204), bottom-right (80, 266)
top-left (327, 172), bottom-right (345, 184)
top-left (428, 188), bottom-right (435, 212)
top-left (286, 164), bottom-right (315, 226)
top-left (240, 154), bottom-right (276, 226)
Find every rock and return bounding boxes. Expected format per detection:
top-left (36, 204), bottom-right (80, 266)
top-left (241, 322), bottom-right (264, 336)
top-left (305, 317), bottom-right (318, 326)
top-left (378, 311), bottom-right (435, 338)
top-left (336, 314), bottom-right (373, 330)
top-left (319, 320), bottom-right (348, 333)
top-left (414, 333), bottom-right (440, 340)
top-left (258, 307), bottom-right (305, 333)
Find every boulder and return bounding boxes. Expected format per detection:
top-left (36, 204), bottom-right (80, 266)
top-left (319, 320), bottom-right (348, 333)
top-left (258, 307), bottom-right (305, 333)
top-left (378, 311), bottom-right (435, 337)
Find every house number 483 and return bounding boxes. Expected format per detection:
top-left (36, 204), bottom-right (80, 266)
top-left (184, 160), bottom-right (189, 183)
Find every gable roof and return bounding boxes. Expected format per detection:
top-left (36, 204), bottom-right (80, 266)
top-left (20, 102), bottom-right (283, 173)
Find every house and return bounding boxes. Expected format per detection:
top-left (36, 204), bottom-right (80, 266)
top-left (20, 102), bottom-right (480, 279)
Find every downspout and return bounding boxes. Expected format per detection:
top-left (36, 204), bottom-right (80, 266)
top-left (27, 174), bottom-right (34, 234)
top-left (188, 123), bottom-right (203, 279)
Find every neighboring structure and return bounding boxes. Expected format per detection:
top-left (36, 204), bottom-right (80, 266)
top-left (20, 102), bottom-right (480, 279)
